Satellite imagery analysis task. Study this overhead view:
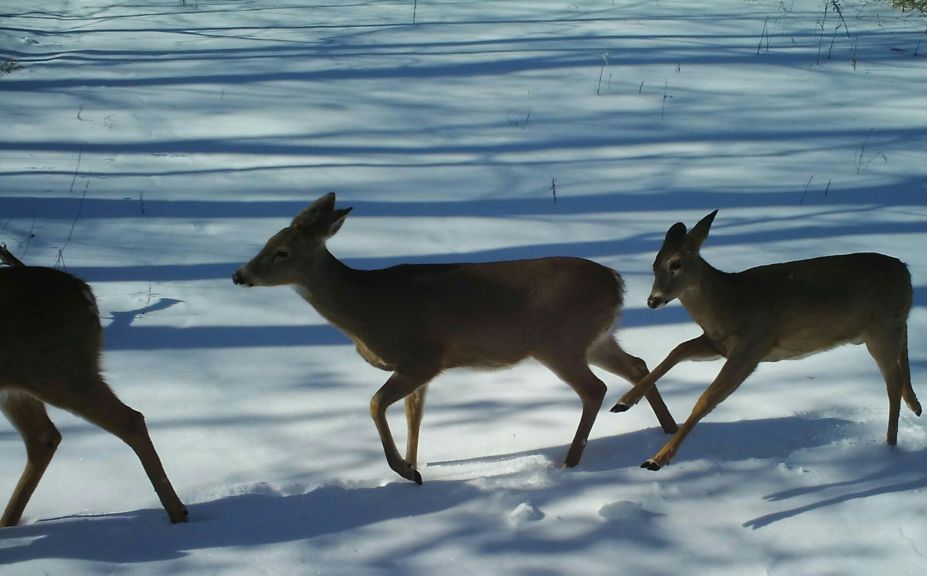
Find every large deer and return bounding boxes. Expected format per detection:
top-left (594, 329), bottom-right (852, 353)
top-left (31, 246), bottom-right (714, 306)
top-left (0, 253), bottom-right (187, 526)
top-left (611, 210), bottom-right (920, 470)
top-left (232, 193), bottom-right (677, 484)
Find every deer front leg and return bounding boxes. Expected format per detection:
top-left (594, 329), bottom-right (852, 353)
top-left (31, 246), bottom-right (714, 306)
top-left (611, 333), bottom-right (720, 413)
top-left (370, 368), bottom-right (439, 485)
top-left (642, 346), bottom-right (762, 470)
top-left (404, 383), bottom-right (429, 468)
top-left (587, 338), bottom-right (677, 433)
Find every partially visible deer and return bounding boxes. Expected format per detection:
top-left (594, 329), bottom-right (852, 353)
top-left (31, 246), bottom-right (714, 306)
top-left (233, 193), bottom-right (677, 484)
top-left (611, 210), bottom-right (920, 470)
top-left (0, 249), bottom-right (187, 526)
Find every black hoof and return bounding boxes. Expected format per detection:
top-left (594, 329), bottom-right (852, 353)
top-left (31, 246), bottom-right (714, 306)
top-left (640, 459), bottom-right (662, 471)
top-left (413, 470), bottom-right (423, 485)
top-left (610, 402), bottom-right (631, 413)
top-left (169, 507), bottom-right (189, 524)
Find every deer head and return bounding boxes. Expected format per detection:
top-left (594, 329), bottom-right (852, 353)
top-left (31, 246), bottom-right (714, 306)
top-left (647, 209), bottom-right (717, 309)
top-left (233, 192), bottom-right (352, 287)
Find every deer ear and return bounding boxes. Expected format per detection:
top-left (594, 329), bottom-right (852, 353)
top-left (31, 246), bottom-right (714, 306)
top-left (664, 222), bottom-right (687, 246)
top-left (324, 207), bottom-right (352, 238)
top-left (292, 192), bottom-right (337, 228)
top-left (686, 209), bottom-right (718, 251)
top-left (310, 192), bottom-right (336, 212)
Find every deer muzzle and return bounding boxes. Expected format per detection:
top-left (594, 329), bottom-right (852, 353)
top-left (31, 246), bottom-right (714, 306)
top-left (232, 269), bottom-right (252, 287)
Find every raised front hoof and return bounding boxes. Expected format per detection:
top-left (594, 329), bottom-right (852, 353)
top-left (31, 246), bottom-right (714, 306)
top-left (413, 470), bottom-right (423, 485)
top-left (610, 402), bottom-right (631, 413)
top-left (640, 459), bottom-right (663, 471)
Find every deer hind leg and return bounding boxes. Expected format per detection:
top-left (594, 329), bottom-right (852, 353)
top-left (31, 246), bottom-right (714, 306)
top-left (588, 337), bottom-right (677, 434)
top-left (536, 352), bottom-right (607, 468)
top-left (1, 391), bottom-right (62, 527)
top-left (900, 326), bottom-right (921, 417)
top-left (404, 383), bottom-right (429, 468)
top-left (643, 349), bottom-right (761, 471)
top-left (865, 327), bottom-right (908, 445)
top-left (43, 376), bottom-right (187, 523)
top-left (370, 367), bottom-right (439, 485)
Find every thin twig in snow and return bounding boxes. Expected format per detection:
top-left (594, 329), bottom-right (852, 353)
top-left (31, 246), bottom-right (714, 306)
top-left (799, 175), bottom-right (814, 204)
top-left (596, 52), bottom-right (609, 95)
top-left (21, 209), bottom-right (36, 259)
top-left (661, 79), bottom-right (672, 120)
top-left (68, 148), bottom-right (84, 195)
top-left (831, 0), bottom-right (851, 39)
top-left (757, 17), bottom-right (770, 55)
top-left (56, 179), bottom-right (89, 270)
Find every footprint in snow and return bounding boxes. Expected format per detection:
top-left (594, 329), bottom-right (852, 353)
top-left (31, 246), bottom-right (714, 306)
top-left (598, 500), bottom-right (662, 522)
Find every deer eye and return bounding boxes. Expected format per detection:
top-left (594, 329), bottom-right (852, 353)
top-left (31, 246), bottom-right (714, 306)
top-left (275, 248), bottom-right (290, 260)
top-left (668, 259), bottom-right (682, 272)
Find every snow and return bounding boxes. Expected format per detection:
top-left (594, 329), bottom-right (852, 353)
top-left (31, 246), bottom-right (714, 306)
top-left (1, 0), bottom-right (926, 574)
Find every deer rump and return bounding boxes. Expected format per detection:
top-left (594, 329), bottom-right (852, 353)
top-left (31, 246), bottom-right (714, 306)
top-left (0, 266), bottom-right (102, 386)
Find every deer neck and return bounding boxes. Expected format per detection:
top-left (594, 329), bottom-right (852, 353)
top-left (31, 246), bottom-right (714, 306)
top-left (293, 248), bottom-right (371, 332)
top-left (677, 259), bottom-right (738, 339)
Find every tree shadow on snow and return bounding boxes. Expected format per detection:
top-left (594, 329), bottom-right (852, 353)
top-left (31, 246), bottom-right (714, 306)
top-left (2, 180), bottom-right (920, 291)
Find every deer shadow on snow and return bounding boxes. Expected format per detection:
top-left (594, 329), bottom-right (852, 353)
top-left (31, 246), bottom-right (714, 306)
top-left (101, 297), bottom-right (351, 350)
top-left (0, 480), bottom-right (479, 565)
top-left (741, 442), bottom-right (927, 530)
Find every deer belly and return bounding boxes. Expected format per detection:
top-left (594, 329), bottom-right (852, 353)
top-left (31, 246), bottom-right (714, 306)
top-left (764, 330), bottom-right (859, 362)
top-left (444, 339), bottom-right (529, 369)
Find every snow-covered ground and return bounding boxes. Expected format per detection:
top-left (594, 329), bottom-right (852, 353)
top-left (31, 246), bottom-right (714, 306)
top-left (1, 0), bottom-right (926, 573)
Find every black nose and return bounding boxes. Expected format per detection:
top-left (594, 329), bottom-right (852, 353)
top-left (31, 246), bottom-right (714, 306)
top-left (647, 296), bottom-right (662, 309)
top-left (232, 270), bottom-right (245, 285)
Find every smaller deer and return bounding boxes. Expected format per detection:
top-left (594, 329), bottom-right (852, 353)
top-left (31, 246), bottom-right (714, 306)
top-left (611, 210), bottom-right (920, 470)
top-left (0, 258), bottom-right (187, 526)
top-left (233, 193), bottom-right (677, 484)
